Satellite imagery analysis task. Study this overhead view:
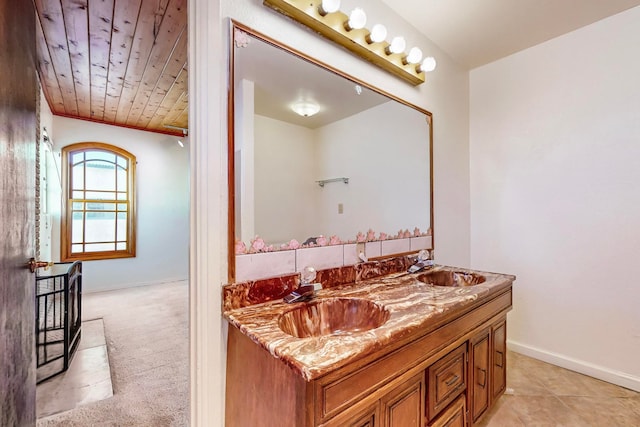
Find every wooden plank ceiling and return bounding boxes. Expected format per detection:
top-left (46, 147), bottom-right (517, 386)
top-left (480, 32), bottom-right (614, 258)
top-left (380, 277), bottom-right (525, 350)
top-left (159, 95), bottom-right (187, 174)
top-left (34, 0), bottom-right (188, 136)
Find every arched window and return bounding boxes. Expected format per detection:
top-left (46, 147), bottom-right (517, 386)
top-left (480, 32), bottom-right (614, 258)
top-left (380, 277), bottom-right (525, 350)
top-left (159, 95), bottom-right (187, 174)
top-left (61, 142), bottom-right (136, 261)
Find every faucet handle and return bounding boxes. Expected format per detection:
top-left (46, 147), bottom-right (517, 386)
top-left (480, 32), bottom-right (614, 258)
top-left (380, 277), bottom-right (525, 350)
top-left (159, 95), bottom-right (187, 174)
top-left (300, 266), bottom-right (317, 284)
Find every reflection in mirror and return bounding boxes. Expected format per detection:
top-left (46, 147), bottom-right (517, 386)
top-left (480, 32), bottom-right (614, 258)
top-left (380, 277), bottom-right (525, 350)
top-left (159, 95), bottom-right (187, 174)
top-left (229, 23), bottom-right (433, 281)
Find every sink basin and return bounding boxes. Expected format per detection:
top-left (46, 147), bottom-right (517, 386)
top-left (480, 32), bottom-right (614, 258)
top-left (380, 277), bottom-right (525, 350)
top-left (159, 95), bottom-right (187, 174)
top-left (278, 298), bottom-right (390, 338)
top-left (416, 270), bottom-right (486, 287)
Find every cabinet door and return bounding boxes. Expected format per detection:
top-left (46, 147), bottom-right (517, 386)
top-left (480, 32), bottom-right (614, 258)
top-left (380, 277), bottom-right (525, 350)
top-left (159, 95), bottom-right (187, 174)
top-left (429, 395), bottom-right (466, 427)
top-left (381, 373), bottom-right (425, 427)
top-left (492, 320), bottom-right (507, 400)
top-left (346, 404), bottom-right (380, 427)
top-left (469, 329), bottom-right (490, 423)
top-left (323, 402), bottom-right (380, 427)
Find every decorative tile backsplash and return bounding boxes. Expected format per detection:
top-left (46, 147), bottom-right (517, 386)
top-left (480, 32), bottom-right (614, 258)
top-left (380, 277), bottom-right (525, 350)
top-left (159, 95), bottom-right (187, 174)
top-left (235, 236), bottom-right (433, 283)
top-left (296, 245), bottom-right (344, 272)
top-left (224, 255), bottom-right (415, 310)
top-left (235, 250), bottom-right (296, 282)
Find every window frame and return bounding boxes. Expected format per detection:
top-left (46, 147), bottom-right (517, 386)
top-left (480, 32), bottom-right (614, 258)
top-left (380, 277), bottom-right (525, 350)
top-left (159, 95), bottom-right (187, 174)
top-left (61, 142), bottom-right (137, 261)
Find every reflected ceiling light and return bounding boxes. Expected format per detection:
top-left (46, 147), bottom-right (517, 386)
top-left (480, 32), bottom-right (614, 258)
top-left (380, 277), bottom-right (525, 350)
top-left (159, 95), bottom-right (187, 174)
top-left (366, 24), bottom-right (387, 44)
top-left (418, 56), bottom-right (437, 73)
top-left (318, 0), bottom-right (340, 16)
top-left (386, 36), bottom-right (406, 55)
top-left (291, 101), bottom-right (320, 117)
top-left (344, 8), bottom-right (366, 31)
top-left (405, 47), bottom-right (423, 65)
top-left (177, 139), bottom-right (185, 148)
top-left (264, 0), bottom-right (436, 85)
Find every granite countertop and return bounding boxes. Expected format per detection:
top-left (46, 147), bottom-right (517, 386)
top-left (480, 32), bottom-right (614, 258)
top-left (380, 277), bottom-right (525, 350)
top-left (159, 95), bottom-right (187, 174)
top-left (223, 265), bottom-right (515, 381)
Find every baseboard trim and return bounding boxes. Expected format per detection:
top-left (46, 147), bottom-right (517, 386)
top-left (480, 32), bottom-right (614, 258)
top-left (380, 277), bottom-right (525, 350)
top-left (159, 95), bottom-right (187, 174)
top-left (84, 278), bottom-right (188, 294)
top-left (507, 340), bottom-right (640, 392)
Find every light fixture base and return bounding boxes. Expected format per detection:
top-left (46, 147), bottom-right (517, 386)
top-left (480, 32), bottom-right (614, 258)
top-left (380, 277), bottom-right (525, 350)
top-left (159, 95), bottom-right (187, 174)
top-left (263, 0), bottom-right (426, 86)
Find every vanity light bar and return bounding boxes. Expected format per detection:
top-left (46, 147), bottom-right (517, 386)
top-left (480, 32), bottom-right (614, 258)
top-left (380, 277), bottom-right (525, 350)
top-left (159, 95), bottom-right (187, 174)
top-left (263, 0), bottom-right (427, 86)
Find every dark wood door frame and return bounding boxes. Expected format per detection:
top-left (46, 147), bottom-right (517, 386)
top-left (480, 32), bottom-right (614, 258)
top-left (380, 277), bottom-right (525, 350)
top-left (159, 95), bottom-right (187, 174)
top-left (0, 0), bottom-right (38, 424)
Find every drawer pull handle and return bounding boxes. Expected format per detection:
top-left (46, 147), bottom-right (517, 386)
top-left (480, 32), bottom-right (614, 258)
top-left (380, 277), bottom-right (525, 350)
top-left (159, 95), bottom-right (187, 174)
top-left (477, 368), bottom-right (487, 388)
top-left (495, 350), bottom-right (504, 368)
top-left (444, 374), bottom-right (459, 386)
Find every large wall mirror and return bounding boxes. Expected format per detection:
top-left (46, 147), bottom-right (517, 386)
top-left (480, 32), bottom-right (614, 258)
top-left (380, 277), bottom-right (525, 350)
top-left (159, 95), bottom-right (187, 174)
top-left (228, 22), bottom-right (433, 282)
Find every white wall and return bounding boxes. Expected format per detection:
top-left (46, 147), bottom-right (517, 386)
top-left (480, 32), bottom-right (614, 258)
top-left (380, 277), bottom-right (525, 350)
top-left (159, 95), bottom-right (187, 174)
top-left (470, 7), bottom-right (640, 390)
top-left (235, 79), bottom-right (256, 243)
top-left (50, 117), bottom-right (189, 292)
top-left (223, 0), bottom-right (471, 266)
top-left (315, 101), bottom-right (430, 239)
top-left (254, 115), bottom-right (318, 244)
top-left (251, 102), bottom-right (430, 245)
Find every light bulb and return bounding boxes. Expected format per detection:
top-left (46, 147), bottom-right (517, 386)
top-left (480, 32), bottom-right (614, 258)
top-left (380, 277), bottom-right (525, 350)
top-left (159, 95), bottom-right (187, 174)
top-left (318, 0), bottom-right (340, 15)
top-left (406, 47), bottom-right (423, 64)
top-left (177, 139), bottom-right (184, 148)
top-left (345, 8), bottom-right (366, 31)
top-left (419, 56), bottom-right (437, 73)
top-left (366, 24), bottom-right (387, 44)
top-left (386, 36), bottom-right (406, 55)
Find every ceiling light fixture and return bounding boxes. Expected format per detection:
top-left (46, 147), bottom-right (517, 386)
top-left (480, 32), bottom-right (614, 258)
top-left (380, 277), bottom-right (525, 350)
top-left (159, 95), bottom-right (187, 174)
top-left (386, 36), bottom-right (406, 55)
top-left (366, 24), bottom-right (387, 44)
top-left (418, 56), bottom-right (437, 73)
top-left (344, 8), bottom-right (366, 31)
top-left (263, 0), bottom-right (435, 85)
top-left (405, 47), bottom-right (423, 65)
top-left (318, 0), bottom-right (340, 16)
top-left (291, 101), bottom-right (320, 117)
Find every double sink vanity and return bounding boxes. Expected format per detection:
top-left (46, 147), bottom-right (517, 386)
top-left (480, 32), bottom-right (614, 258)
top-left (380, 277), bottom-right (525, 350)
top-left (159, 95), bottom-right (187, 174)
top-left (224, 261), bottom-right (515, 426)
top-left (226, 21), bottom-right (515, 427)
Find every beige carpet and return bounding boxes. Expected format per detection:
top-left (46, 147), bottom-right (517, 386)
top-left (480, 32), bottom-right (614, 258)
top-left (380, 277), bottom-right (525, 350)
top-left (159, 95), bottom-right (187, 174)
top-left (37, 281), bottom-right (189, 427)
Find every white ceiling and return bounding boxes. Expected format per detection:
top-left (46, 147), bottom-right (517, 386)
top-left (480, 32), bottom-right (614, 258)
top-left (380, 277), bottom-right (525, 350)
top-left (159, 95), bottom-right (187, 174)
top-left (235, 32), bottom-right (390, 128)
top-left (380, 0), bottom-right (640, 69)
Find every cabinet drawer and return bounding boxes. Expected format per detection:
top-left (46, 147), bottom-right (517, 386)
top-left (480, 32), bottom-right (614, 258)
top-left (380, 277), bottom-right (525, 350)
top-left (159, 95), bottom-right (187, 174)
top-left (428, 394), bottom-right (466, 427)
top-left (427, 343), bottom-right (466, 420)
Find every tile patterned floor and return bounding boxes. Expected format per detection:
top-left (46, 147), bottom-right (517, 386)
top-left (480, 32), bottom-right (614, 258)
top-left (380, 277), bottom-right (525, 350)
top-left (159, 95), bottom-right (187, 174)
top-left (478, 351), bottom-right (640, 426)
top-left (36, 319), bottom-right (113, 419)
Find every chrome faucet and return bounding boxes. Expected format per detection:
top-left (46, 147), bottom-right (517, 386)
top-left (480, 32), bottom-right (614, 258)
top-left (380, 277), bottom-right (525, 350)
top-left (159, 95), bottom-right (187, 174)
top-left (407, 249), bottom-right (434, 274)
top-left (283, 266), bottom-right (323, 303)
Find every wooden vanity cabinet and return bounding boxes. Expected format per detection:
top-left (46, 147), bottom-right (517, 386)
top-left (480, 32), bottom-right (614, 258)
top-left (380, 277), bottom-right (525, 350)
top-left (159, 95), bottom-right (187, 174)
top-left (426, 343), bottom-right (467, 422)
top-left (429, 395), bottom-right (466, 427)
top-left (323, 371), bottom-right (424, 427)
top-left (381, 372), bottom-right (425, 427)
top-left (469, 328), bottom-right (490, 423)
top-left (491, 320), bottom-right (507, 400)
top-left (225, 288), bottom-right (512, 427)
top-left (468, 318), bottom-right (508, 425)
top-left (338, 403), bottom-right (379, 427)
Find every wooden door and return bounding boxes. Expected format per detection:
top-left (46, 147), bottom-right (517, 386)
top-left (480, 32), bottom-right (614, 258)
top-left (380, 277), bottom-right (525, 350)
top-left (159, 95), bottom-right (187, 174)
top-left (469, 329), bottom-right (490, 423)
top-left (492, 320), bottom-right (507, 400)
top-left (381, 373), bottom-right (425, 427)
top-left (0, 0), bottom-right (38, 425)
